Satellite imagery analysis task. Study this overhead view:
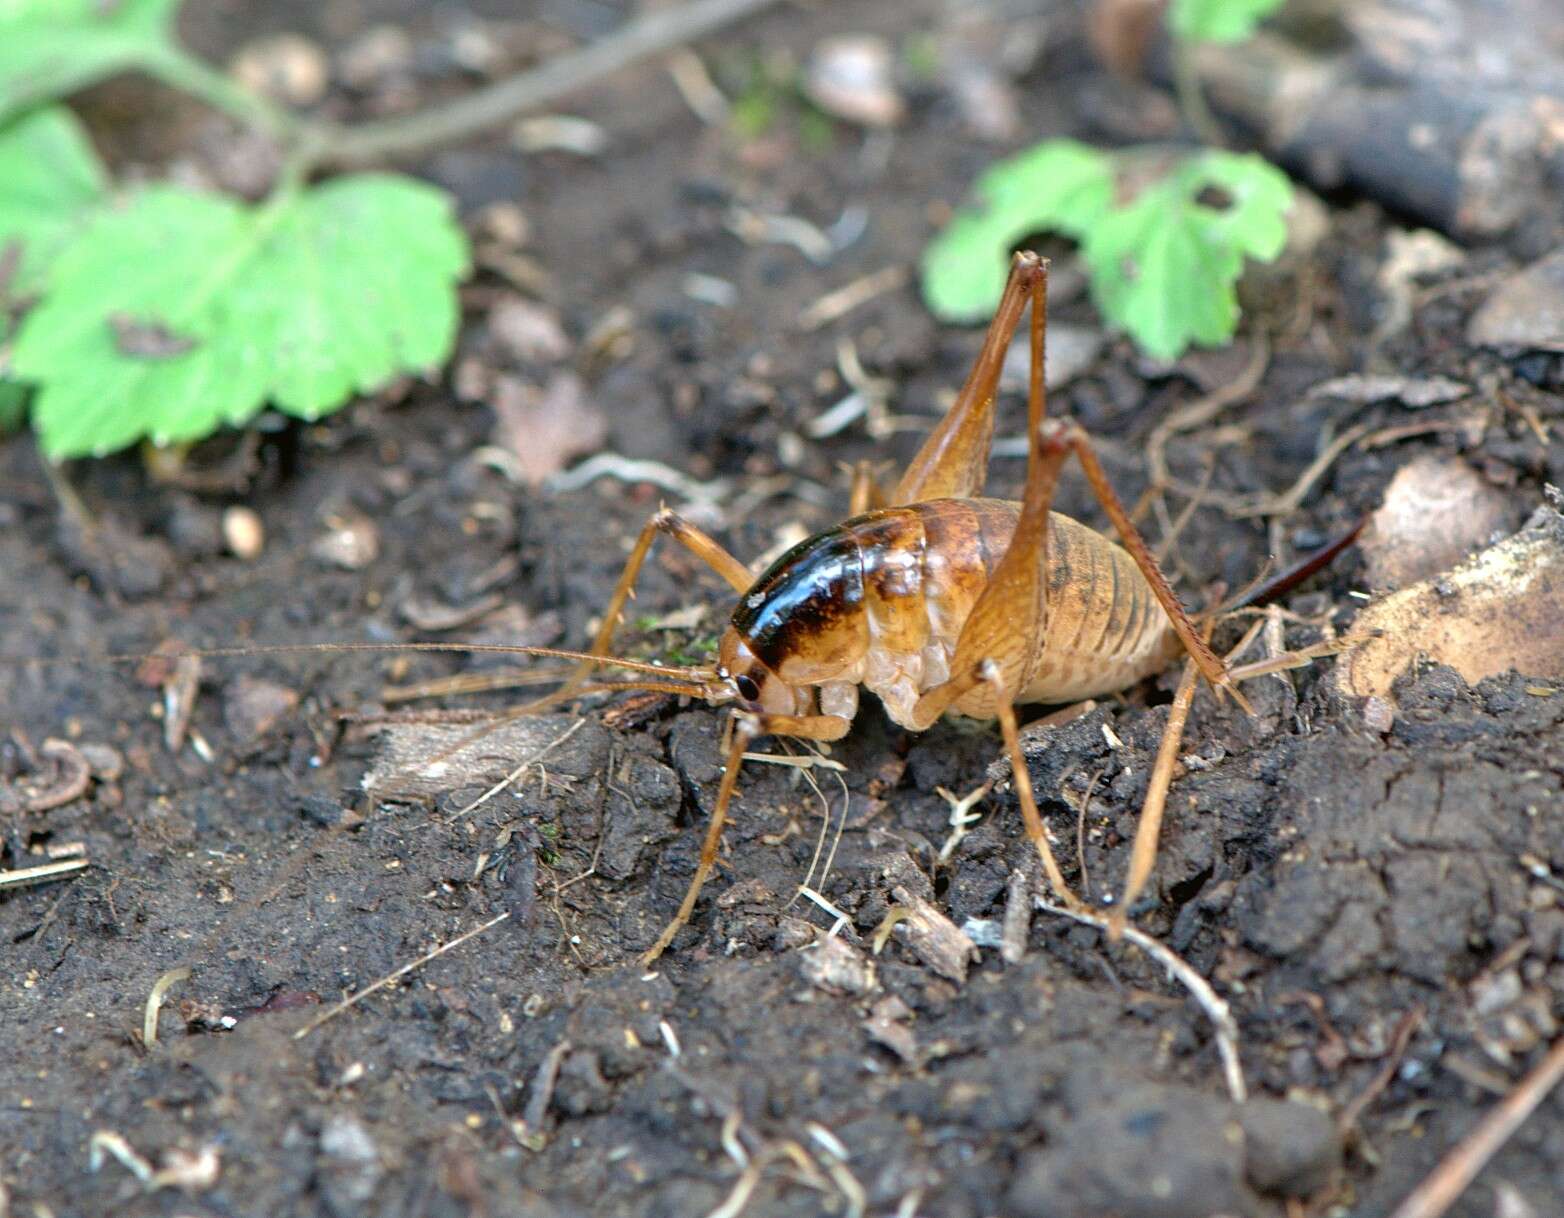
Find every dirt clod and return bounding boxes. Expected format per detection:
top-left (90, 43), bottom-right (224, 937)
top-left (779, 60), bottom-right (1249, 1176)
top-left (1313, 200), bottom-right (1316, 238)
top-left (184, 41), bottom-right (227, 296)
top-left (1009, 1076), bottom-right (1263, 1218)
top-left (1238, 1099), bottom-right (1341, 1197)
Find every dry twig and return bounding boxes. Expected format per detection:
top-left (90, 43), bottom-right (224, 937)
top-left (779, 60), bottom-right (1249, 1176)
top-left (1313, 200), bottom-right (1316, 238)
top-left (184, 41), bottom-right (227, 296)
top-left (1339, 1007), bottom-right (1423, 1135)
top-left (1147, 336), bottom-right (1271, 492)
top-left (0, 857), bottom-right (89, 890)
top-left (797, 265), bottom-right (910, 331)
top-left (328, 0), bottom-right (786, 165)
top-left (1389, 1035), bottom-right (1564, 1218)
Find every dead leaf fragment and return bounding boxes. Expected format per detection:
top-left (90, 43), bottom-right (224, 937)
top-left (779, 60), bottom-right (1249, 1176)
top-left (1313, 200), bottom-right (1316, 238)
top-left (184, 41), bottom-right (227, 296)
top-left (1360, 455), bottom-right (1517, 588)
top-left (889, 885), bottom-right (978, 983)
top-left (1469, 246), bottom-right (1564, 351)
top-left (1337, 502), bottom-right (1564, 702)
top-left (488, 297), bottom-right (570, 364)
top-left (799, 934), bottom-right (877, 996)
top-left (1374, 228), bottom-right (1464, 345)
top-left (489, 371), bottom-right (607, 487)
top-left (223, 675), bottom-right (299, 743)
top-left (862, 994), bottom-right (917, 1061)
top-left (1308, 374), bottom-right (1470, 409)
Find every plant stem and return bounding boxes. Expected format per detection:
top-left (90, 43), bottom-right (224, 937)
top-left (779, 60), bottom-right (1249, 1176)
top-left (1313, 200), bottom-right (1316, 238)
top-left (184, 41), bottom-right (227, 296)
top-left (35, 0), bottom-right (779, 181)
top-left (140, 46), bottom-right (299, 144)
top-left (1171, 38), bottom-right (1225, 147)
top-left (317, 0), bottom-right (783, 167)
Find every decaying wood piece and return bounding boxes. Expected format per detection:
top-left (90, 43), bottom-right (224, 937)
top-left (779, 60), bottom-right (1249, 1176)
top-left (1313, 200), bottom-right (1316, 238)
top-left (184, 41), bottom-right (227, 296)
top-left (1336, 500), bottom-right (1564, 702)
top-left (361, 716), bottom-right (598, 800)
top-left (1169, 0), bottom-right (1564, 251)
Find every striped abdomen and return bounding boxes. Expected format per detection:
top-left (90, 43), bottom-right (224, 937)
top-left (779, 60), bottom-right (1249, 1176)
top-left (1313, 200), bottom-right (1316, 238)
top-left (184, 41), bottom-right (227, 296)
top-left (729, 498), bottom-right (1181, 727)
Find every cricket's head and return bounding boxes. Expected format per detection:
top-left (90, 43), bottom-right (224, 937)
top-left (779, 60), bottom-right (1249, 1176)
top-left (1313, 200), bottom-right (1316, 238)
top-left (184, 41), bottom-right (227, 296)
top-left (711, 626), bottom-right (811, 719)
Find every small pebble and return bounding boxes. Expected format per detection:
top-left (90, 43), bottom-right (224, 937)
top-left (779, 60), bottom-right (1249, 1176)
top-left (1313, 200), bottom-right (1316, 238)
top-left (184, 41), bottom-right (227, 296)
top-left (230, 34), bottom-right (329, 107)
top-left (804, 35), bottom-right (904, 128)
top-left (222, 506), bottom-right (265, 561)
top-left (312, 515), bottom-right (379, 570)
top-left (337, 25), bottom-right (414, 90)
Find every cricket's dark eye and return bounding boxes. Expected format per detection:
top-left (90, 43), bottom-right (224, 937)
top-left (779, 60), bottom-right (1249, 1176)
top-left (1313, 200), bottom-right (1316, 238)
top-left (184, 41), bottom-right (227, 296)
top-left (735, 674), bottom-right (760, 702)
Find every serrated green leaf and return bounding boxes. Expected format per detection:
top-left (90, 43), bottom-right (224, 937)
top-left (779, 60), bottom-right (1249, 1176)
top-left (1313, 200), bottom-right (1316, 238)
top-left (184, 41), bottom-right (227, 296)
top-left (0, 0), bottom-right (182, 122)
top-left (1083, 151), bottom-right (1292, 360)
top-left (12, 176), bottom-right (470, 459)
top-left (1168, 0), bottom-right (1284, 44)
top-left (0, 106), bottom-right (109, 296)
top-left (921, 139), bottom-right (1114, 322)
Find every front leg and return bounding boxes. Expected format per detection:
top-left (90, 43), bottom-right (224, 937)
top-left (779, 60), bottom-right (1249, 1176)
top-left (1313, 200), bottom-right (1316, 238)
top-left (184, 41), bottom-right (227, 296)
top-left (560, 508), bottom-right (750, 705)
top-left (641, 709), bottom-right (852, 964)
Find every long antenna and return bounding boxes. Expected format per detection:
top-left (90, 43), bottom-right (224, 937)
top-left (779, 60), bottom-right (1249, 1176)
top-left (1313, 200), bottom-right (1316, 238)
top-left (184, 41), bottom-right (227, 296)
top-left (0, 640), bottom-right (713, 684)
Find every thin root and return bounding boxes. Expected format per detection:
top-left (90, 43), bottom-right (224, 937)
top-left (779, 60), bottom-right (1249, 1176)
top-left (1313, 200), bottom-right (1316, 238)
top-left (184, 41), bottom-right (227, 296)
top-left (1037, 897), bottom-right (1247, 1102)
top-left (143, 967), bottom-right (191, 1048)
top-left (446, 719), bottom-right (587, 820)
top-left (294, 911), bottom-right (511, 1039)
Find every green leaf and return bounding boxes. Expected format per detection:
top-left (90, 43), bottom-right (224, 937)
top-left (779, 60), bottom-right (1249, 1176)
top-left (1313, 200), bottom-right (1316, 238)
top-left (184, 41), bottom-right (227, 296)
top-left (0, 106), bottom-right (109, 296)
top-left (1168, 0), bottom-right (1285, 44)
top-left (0, 0), bottom-right (182, 122)
top-left (0, 380), bottom-right (26, 433)
top-left (1083, 150), bottom-right (1292, 360)
top-left (13, 176), bottom-right (470, 459)
top-left (921, 139), bottom-right (1115, 322)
